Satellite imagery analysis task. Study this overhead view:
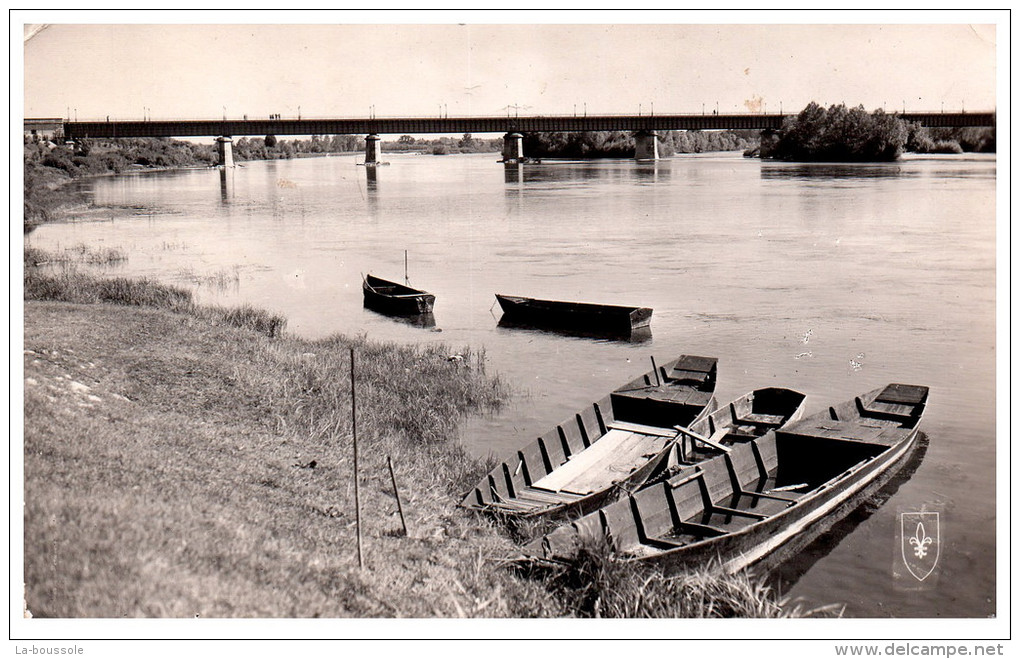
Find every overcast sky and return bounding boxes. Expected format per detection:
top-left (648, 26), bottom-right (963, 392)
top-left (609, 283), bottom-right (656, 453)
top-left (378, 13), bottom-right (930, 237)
top-left (21, 16), bottom-right (999, 122)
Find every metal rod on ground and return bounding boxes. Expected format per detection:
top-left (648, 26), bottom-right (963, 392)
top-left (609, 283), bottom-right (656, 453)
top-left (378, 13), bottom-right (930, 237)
top-left (387, 456), bottom-right (408, 537)
top-left (350, 347), bottom-right (364, 569)
top-left (651, 356), bottom-right (661, 387)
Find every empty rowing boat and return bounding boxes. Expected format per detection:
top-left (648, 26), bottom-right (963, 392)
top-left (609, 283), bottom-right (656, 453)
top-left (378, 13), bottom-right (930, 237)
top-left (495, 294), bottom-right (652, 336)
top-left (527, 383), bottom-right (929, 574)
top-left (666, 387), bottom-right (806, 467)
top-left (363, 274), bottom-right (436, 316)
top-left (459, 355), bottom-right (719, 519)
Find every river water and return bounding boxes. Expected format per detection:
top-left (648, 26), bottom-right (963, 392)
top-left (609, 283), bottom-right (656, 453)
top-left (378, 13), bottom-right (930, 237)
top-left (27, 151), bottom-right (997, 619)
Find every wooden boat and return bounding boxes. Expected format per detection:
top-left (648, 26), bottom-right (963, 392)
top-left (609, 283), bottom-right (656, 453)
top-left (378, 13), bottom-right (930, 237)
top-left (665, 387), bottom-right (806, 468)
top-left (526, 383), bottom-right (929, 574)
top-left (362, 274), bottom-right (435, 316)
top-left (459, 355), bottom-right (720, 519)
top-left (495, 294), bottom-right (652, 336)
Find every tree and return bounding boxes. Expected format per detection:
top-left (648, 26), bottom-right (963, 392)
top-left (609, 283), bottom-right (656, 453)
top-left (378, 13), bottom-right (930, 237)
top-left (763, 103), bottom-right (909, 161)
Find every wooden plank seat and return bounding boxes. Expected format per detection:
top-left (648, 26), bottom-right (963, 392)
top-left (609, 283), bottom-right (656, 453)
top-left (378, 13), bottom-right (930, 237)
top-left (857, 397), bottom-right (916, 423)
top-left (607, 420), bottom-right (680, 437)
top-left (738, 412), bottom-right (787, 426)
top-left (874, 383), bottom-right (928, 405)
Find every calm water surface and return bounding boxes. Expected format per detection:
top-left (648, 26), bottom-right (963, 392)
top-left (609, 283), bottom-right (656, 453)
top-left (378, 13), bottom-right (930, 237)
top-left (29, 151), bottom-right (997, 618)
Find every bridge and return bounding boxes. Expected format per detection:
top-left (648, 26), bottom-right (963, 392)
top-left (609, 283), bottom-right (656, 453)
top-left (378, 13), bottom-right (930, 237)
top-left (50, 111), bottom-right (996, 166)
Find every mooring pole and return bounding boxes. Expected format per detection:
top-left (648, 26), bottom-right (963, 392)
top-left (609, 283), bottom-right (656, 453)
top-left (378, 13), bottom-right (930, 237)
top-left (651, 356), bottom-right (661, 387)
top-left (404, 250), bottom-right (409, 285)
top-left (351, 347), bottom-right (364, 569)
top-left (387, 456), bottom-right (408, 537)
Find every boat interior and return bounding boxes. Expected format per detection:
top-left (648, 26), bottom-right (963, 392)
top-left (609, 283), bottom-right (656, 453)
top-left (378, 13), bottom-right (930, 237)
top-left (678, 387), bottom-right (806, 463)
top-left (556, 430), bottom-right (889, 558)
top-left (365, 276), bottom-right (428, 297)
top-left (541, 384), bottom-right (928, 558)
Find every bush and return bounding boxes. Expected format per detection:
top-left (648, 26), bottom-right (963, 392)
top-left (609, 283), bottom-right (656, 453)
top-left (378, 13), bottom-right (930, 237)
top-left (763, 103), bottom-right (908, 162)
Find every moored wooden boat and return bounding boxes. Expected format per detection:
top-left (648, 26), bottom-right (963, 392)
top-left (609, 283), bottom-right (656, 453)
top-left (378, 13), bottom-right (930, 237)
top-left (459, 355), bottom-right (719, 519)
top-left (526, 383), bottom-right (929, 574)
top-left (363, 274), bottom-right (436, 316)
top-left (665, 387), bottom-right (807, 468)
top-left (495, 294), bottom-right (652, 336)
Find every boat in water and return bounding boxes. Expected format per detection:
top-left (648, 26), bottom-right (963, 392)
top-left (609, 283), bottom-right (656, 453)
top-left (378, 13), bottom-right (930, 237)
top-left (494, 294), bottom-right (652, 337)
top-left (525, 383), bottom-right (929, 574)
top-left (459, 355), bottom-right (720, 519)
top-left (362, 274), bottom-right (436, 316)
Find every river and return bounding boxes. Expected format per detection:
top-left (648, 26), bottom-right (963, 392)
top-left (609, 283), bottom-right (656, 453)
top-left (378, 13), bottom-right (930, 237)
top-left (26, 150), bottom-right (997, 618)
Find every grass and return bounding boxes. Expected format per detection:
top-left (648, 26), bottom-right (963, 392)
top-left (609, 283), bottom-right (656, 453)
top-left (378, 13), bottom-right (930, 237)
top-left (176, 265), bottom-right (241, 291)
top-left (532, 542), bottom-right (841, 618)
top-left (22, 253), bottom-right (826, 618)
top-left (24, 242), bottom-right (128, 265)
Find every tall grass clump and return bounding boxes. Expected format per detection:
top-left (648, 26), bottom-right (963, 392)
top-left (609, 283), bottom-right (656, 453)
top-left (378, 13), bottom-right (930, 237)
top-left (537, 542), bottom-right (835, 618)
top-left (259, 336), bottom-right (509, 454)
top-left (24, 267), bottom-right (194, 312)
top-left (199, 303), bottom-right (287, 338)
top-left (67, 243), bottom-right (128, 264)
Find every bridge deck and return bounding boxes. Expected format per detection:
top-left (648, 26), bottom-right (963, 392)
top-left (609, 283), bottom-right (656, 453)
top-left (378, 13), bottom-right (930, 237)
top-left (55, 112), bottom-right (995, 139)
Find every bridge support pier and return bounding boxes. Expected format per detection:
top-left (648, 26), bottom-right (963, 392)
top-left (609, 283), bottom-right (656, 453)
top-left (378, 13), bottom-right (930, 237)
top-left (500, 132), bottom-right (524, 163)
top-left (216, 136), bottom-right (235, 168)
top-left (634, 130), bottom-right (659, 161)
top-left (364, 134), bottom-right (381, 165)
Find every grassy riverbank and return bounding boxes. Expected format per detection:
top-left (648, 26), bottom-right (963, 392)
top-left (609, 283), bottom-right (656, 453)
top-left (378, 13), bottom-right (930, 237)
top-left (22, 253), bottom-right (824, 618)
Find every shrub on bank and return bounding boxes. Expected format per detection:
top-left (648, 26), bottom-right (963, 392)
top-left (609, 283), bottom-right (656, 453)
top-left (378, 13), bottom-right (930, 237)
top-left (762, 102), bottom-right (908, 161)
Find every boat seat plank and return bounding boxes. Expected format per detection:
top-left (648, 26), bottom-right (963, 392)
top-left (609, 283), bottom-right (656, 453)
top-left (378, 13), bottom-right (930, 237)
top-left (738, 412), bottom-right (786, 426)
top-left (863, 400), bottom-right (915, 418)
top-left (875, 383), bottom-right (927, 405)
top-left (669, 369), bottom-right (711, 383)
top-left (607, 420), bottom-right (679, 438)
top-left (672, 355), bottom-right (718, 374)
top-left (787, 419), bottom-right (889, 443)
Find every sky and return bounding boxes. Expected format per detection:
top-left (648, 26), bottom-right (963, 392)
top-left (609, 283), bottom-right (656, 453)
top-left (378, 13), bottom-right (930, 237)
top-left (19, 14), bottom-right (1000, 124)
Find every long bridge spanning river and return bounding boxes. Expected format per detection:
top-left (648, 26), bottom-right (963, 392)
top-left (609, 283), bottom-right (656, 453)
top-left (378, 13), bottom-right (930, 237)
top-left (29, 111), bottom-right (997, 165)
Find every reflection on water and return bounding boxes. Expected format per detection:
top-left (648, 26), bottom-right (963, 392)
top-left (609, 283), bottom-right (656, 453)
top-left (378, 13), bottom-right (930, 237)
top-left (363, 307), bottom-right (437, 329)
top-left (503, 163), bottom-right (523, 184)
top-left (761, 162), bottom-right (910, 180)
top-left (633, 161), bottom-right (670, 184)
top-left (496, 316), bottom-right (652, 343)
top-left (218, 168), bottom-right (233, 204)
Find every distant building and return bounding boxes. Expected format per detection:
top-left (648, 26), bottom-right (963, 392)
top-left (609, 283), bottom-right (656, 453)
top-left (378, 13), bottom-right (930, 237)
top-left (24, 117), bottom-right (63, 141)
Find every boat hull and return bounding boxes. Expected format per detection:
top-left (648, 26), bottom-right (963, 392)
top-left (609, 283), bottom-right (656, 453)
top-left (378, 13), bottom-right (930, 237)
top-left (495, 294), bottom-right (652, 336)
top-left (363, 274), bottom-right (436, 315)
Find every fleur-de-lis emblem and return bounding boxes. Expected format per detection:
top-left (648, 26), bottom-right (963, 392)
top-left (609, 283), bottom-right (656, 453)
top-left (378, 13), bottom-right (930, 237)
top-left (908, 522), bottom-right (933, 558)
top-left (901, 512), bottom-right (940, 582)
